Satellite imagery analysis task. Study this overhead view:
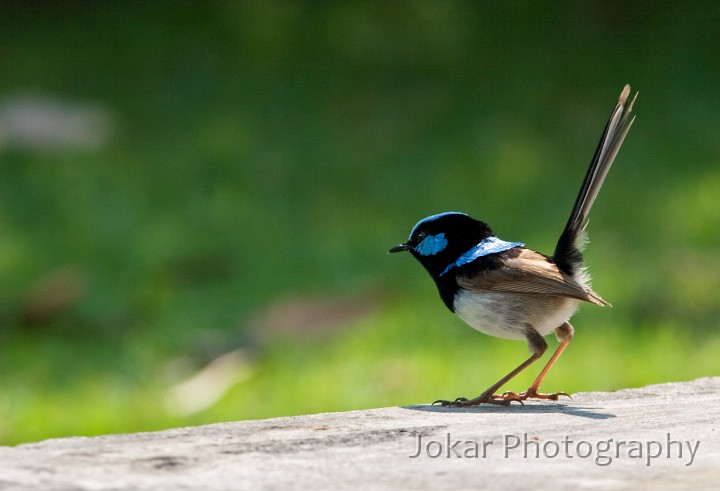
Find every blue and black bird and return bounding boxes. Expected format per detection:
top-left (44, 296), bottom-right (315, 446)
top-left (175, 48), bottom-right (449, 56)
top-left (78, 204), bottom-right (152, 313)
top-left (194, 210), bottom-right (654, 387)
top-left (390, 85), bottom-right (636, 406)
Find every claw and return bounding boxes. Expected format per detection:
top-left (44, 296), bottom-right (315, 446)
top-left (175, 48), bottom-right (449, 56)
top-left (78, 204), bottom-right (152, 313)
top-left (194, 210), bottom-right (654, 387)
top-left (432, 397), bottom-right (470, 407)
top-left (431, 394), bottom-right (519, 407)
top-left (492, 393), bottom-right (524, 405)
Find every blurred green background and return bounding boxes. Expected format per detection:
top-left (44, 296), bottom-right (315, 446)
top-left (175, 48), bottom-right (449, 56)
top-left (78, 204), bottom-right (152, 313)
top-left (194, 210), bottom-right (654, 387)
top-left (1, 2), bottom-right (719, 445)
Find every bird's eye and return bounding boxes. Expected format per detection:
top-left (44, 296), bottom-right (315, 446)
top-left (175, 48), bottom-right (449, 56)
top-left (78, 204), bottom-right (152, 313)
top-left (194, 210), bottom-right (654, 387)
top-left (416, 232), bottom-right (427, 242)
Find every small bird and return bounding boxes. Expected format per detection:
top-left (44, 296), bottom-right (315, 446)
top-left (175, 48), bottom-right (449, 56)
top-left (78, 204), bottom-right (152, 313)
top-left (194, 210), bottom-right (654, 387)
top-left (390, 85), bottom-right (636, 406)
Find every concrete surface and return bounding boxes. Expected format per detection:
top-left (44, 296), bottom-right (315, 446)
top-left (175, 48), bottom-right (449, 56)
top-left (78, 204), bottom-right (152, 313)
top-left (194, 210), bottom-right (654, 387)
top-left (0, 377), bottom-right (718, 490)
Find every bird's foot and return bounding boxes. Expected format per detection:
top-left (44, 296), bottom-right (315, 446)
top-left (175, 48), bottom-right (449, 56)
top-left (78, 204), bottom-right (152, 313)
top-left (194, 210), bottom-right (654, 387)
top-left (499, 387), bottom-right (571, 401)
top-left (432, 394), bottom-right (522, 407)
top-left (432, 388), bottom-right (571, 407)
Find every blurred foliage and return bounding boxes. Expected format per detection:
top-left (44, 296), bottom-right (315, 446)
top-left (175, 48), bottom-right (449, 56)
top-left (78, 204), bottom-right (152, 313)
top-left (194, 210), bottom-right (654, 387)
top-left (0, 1), bottom-right (719, 445)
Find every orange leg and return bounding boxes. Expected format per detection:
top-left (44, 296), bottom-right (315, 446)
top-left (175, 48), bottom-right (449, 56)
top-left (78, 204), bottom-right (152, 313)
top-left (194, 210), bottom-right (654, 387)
top-left (435, 322), bottom-right (573, 407)
top-left (501, 322), bottom-right (574, 401)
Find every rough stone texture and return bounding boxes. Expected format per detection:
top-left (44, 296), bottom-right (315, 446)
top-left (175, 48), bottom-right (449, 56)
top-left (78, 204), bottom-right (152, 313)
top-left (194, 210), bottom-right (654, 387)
top-left (1, 378), bottom-right (718, 490)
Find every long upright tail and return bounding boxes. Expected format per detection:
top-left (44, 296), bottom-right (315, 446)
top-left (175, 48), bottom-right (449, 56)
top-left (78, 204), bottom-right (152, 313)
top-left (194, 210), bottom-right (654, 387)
top-left (553, 84), bottom-right (637, 274)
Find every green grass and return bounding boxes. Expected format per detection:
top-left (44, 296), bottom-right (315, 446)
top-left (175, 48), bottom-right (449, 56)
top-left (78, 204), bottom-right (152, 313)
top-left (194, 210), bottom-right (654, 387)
top-left (0, 2), bottom-right (719, 445)
top-left (2, 300), bottom-right (719, 445)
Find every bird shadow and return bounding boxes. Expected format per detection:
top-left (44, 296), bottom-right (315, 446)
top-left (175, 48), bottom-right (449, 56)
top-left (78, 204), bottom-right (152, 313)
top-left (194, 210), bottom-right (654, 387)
top-left (402, 402), bottom-right (615, 420)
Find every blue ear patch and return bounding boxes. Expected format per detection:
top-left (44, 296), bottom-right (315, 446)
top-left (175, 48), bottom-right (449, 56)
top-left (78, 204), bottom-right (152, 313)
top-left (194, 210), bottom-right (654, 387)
top-left (415, 233), bottom-right (448, 256)
top-left (440, 236), bottom-right (523, 275)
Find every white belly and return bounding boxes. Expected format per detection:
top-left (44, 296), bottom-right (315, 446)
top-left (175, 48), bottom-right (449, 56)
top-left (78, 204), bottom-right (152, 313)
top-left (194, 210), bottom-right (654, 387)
top-left (453, 289), bottom-right (580, 340)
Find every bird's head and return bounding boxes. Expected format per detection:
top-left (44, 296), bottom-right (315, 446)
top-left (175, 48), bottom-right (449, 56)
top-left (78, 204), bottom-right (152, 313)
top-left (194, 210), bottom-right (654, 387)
top-left (389, 212), bottom-right (495, 278)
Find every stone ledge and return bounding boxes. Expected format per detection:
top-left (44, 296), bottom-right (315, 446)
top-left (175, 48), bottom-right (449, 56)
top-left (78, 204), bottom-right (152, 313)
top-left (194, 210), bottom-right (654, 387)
top-left (1, 377), bottom-right (718, 490)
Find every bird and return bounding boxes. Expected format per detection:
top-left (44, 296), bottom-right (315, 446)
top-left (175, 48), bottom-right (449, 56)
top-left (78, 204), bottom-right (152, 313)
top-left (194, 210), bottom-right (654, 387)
top-left (389, 85), bottom-right (637, 406)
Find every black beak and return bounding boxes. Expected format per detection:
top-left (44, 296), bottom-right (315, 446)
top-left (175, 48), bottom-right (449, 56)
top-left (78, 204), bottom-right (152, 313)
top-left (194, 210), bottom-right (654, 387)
top-left (389, 242), bottom-right (410, 253)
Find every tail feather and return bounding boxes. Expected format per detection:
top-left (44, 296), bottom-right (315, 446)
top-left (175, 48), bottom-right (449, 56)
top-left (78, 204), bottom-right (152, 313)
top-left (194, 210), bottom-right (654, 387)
top-left (553, 85), bottom-right (637, 273)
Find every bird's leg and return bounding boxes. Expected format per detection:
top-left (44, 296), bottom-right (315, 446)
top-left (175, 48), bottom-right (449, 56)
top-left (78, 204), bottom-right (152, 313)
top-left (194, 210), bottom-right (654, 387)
top-left (501, 322), bottom-right (574, 401)
top-left (434, 329), bottom-right (547, 407)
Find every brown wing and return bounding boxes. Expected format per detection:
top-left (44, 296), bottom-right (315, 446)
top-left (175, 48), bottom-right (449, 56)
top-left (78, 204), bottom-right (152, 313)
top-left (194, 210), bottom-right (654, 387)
top-left (456, 249), bottom-right (610, 306)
